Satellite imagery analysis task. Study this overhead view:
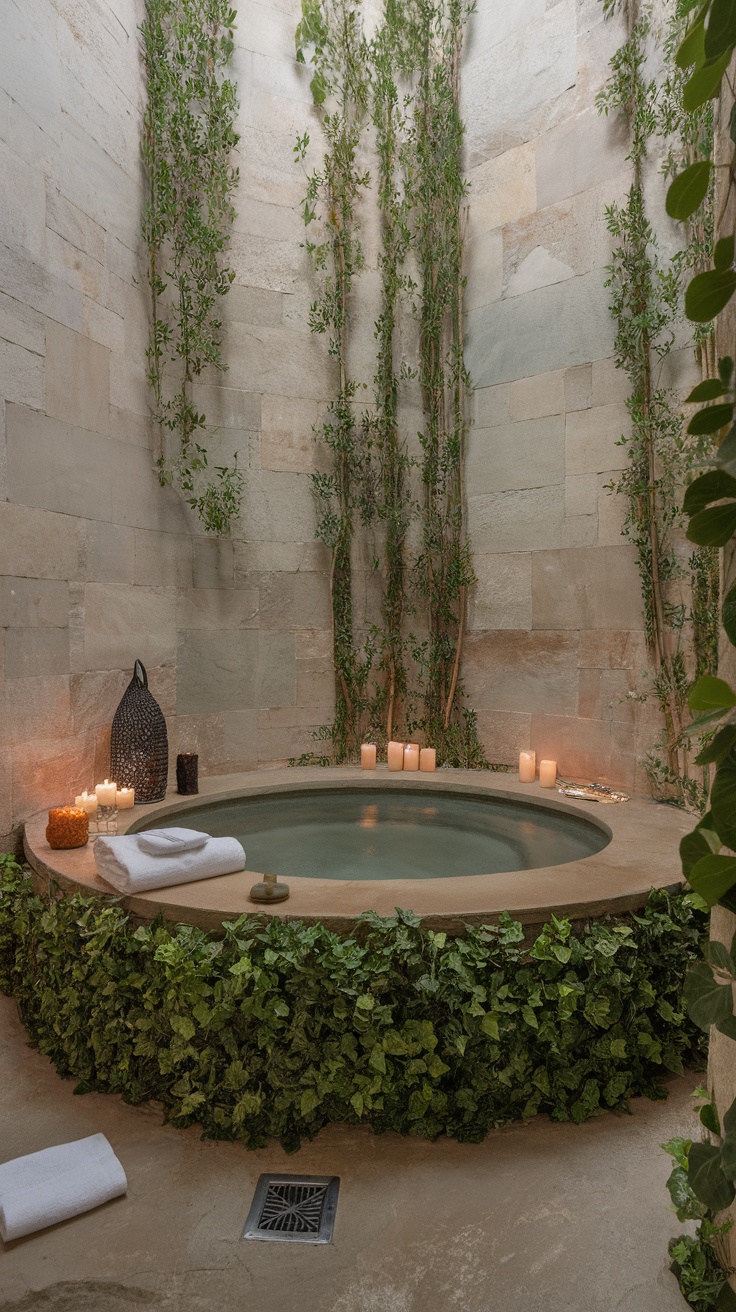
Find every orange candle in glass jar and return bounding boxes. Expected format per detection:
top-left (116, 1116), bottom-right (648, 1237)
top-left (387, 740), bottom-right (404, 771)
top-left (46, 806), bottom-right (89, 850)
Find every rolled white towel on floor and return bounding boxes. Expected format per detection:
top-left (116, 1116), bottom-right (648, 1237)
top-left (0, 1134), bottom-right (127, 1243)
top-left (136, 827), bottom-right (209, 856)
top-left (94, 833), bottom-right (246, 894)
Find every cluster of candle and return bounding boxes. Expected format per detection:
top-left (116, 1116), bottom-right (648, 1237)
top-left (360, 742), bottom-right (437, 772)
top-left (518, 751), bottom-right (557, 788)
top-left (74, 780), bottom-right (135, 813)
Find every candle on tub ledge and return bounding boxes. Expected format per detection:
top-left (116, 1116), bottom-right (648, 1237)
top-left (519, 751), bottom-right (536, 783)
top-left (387, 740), bottom-right (404, 771)
top-left (116, 787), bottom-right (135, 809)
top-left (361, 743), bottom-right (377, 770)
top-left (419, 747), bottom-right (436, 772)
top-left (403, 743), bottom-right (419, 771)
top-left (95, 779), bottom-right (117, 807)
top-left (75, 791), bottom-right (98, 816)
top-left (539, 759), bottom-right (557, 788)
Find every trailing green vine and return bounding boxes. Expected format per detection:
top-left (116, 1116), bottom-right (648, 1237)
top-left (141, 0), bottom-right (243, 535)
top-left (664, 1093), bottom-right (736, 1311)
top-left (0, 856), bottom-right (707, 1153)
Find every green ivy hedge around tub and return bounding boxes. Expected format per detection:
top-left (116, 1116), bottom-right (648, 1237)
top-left (0, 855), bottom-right (707, 1151)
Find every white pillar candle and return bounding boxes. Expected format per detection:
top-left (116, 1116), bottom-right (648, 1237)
top-left (387, 740), bottom-right (404, 771)
top-left (95, 779), bottom-right (117, 807)
top-left (116, 787), bottom-right (135, 809)
top-left (539, 759), bottom-right (557, 788)
top-left (75, 791), bottom-right (98, 816)
top-left (360, 744), bottom-right (377, 770)
top-left (419, 747), bottom-right (436, 773)
top-left (519, 751), bottom-right (536, 783)
top-left (403, 743), bottom-right (419, 771)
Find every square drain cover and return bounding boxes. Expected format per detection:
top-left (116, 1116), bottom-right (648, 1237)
top-left (242, 1174), bottom-right (340, 1244)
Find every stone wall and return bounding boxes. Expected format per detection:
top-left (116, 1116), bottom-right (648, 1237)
top-left (0, 0), bottom-right (694, 847)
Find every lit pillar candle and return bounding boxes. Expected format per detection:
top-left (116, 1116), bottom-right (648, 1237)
top-left (539, 759), bottom-right (557, 788)
top-left (95, 779), bottom-right (117, 807)
top-left (361, 743), bottom-right (377, 770)
top-left (403, 743), bottom-right (419, 771)
top-left (419, 747), bottom-right (436, 773)
top-left (116, 787), bottom-right (135, 809)
top-left (519, 751), bottom-right (536, 783)
top-left (387, 740), bottom-right (404, 771)
top-left (75, 791), bottom-right (98, 816)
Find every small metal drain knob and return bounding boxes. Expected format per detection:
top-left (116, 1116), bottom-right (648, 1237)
top-left (249, 872), bottom-right (290, 903)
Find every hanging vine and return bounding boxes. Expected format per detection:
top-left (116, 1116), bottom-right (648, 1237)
top-left (141, 0), bottom-right (243, 535)
top-left (597, 0), bottom-right (714, 809)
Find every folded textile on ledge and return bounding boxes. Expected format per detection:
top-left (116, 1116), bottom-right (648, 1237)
top-left (137, 827), bottom-right (209, 856)
top-left (0, 1134), bottom-right (127, 1243)
top-left (94, 834), bottom-right (246, 894)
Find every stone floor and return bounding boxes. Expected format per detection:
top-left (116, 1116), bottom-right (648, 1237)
top-left (0, 994), bottom-right (694, 1312)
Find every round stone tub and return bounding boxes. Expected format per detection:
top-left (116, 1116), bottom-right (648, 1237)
top-left (23, 767), bottom-right (692, 935)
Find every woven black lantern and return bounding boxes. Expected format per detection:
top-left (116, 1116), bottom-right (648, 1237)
top-left (110, 660), bottom-right (169, 803)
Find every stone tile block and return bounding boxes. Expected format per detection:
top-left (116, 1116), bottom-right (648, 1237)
top-left (591, 356), bottom-right (629, 407)
top-left (0, 240), bottom-right (83, 338)
top-left (468, 552), bottom-right (533, 631)
top-left (192, 538), bottom-right (234, 589)
top-left (0, 288), bottom-right (45, 355)
top-left (565, 474), bottom-right (598, 518)
top-left (464, 229), bottom-right (503, 312)
top-left (561, 515), bottom-right (597, 548)
top-left (260, 395), bottom-right (326, 474)
top-left (597, 478), bottom-right (628, 547)
top-left (177, 629), bottom-right (258, 715)
top-left (178, 588), bottom-right (259, 630)
top-left (474, 709), bottom-right (532, 764)
top-left (4, 675), bottom-right (71, 745)
top-left (467, 417), bottom-right (564, 495)
top-left (83, 583), bottom-right (177, 671)
top-left (465, 0), bottom-right (546, 62)
top-left (239, 470), bottom-right (317, 544)
top-left (469, 485), bottom-right (565, 553)
top-left (473, 383), bottom-right (509, 429)
top-left (256, 572), bottom-right (331, 631)
top-left (45, 321), bottom-right (109, 435)
top-left (564, 363), bottom-right (592, 412)
top-left (234, 541), bottom-right (328, 575)
top-left (0, 338), bottom-right (44, 409)
top-left (466, 272), bottom-right (614, 388)
top-left (536, 109), bottom-right (628, 208)
top-left (565, 403), bottom-right (629, 475)
top-left (5, 626), bottom-right (69, 678)
top-left (47, 228), bottom-right (107, 304)
top-left (508, 371), bottom-right (565, 421)
top-left (529, 712), bottom-right (614, 784)
top-left (11, 734), bottom-right (97, 822)
top-left (46, 185), bottom-right (106, 264)
top-left (466, 142), bottom-right (536, 233)
top-left (135, 530), bottom-right (193, 589)
top-left (295, 657), bottom-right (334, 711)
top-left (294, 628), bottom-right (332, 661)
top-left (463, 629), bottom-right (580, 716)
top-left (220, 710), bottom-right (260, 769)
top-left (190, 384), bottom-right (261, 433)
top-left (578, 668), bottom-right (601, 719)
top-left (507, 247), bottom-right (574, 298)
top-left (85, 522), bottom-right (135, 584)
top-left (578, 629), bottom-right (647, 670)
top-left (226, 283), bottom-right (284, 328)
top-left (257, 630), bottom-right (296, 708)
top-left (532, 545), bottom-right (644, 630)
top-left (0, 139), bottom-right (46, 260)
top-left (69, 667), bottom-right (130, 737)
top-left (0, 578), bottom-right (69, 627)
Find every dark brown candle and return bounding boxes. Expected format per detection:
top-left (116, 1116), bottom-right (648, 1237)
top-left (176, 753), bottom-right (199, 795)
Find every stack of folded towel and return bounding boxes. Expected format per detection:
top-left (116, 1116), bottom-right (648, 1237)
top-left (94, 827), bottom-right (246, 894)
top-left (0, 1134), bottom-right (127, 1242)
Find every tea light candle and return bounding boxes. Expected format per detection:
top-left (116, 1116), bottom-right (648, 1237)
top-left (361, 743), bottom-right (377, 770)
top-left (419, 747), bottom-right (436, 772)
top-left (539, 759), bottom-right (557, 788)
top-left (95, 779), bottom-right (117, 807)
top-left (75, 791), bottom-right (98, 815)
top-left (519, 751), bottom-right (536, 783)
top-left (403, 743), bottom-right (419, 771)
top-left (116, 787), bottom-right (135, 809)
top-left (387, 740), bottom-right (404, 771)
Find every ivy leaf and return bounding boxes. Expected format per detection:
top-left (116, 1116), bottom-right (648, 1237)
top-left (684, 960), bottom-right (735, 1026)
top-left (683, 49), bottom-right (732, 111)
top-left (680, 811), bottom-right (722, 876)
top-left (723, 582), bottom-right (736, 646)
top-left (666, 161), bottom-right (713, 220)
top-left (687, 402), bottom-right (734, 435)
top-left (720, 357), bottom-right (735, 385)
top-left (688, 1142), bottom-right (736, 1212)
top-left (686, 267), bottom-right (736, 322)
top-left (687, 501), bottom-right (736, 546)
top-left (711, 755), bottom-right (736, 849)
top-left (689, 854), bottom-right (736, 906)
top-left (704, 0), bottom-right (736, 61)
top-left (716, 234), bottom-right (736, 270)
top-left (676, 7), bottom-right (707, 68)
top-left (686, 378), bottom-right (727, 402)
top-left (700, 1101), bottom-right (722, 1136)
top-left (695, 724), bottom-right (736, 766)
top-left (684, 469), bottom-right (736, 514)
top-left (688, 675), bottom-right (736, 713)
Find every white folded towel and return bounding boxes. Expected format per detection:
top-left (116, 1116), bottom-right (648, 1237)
top-left (94, 833), bottom-right (246, 894)
top-left (0, 1133), bottom-right (127, 1242)
top-left (136, 827), bottom-right (209, 856)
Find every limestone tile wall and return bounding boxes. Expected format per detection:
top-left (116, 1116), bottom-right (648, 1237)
top-left (461, 0), bottom-right (686, 789)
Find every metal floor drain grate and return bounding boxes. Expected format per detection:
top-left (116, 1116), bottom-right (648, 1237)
top-left (242, 1174), bottom-right (340, 1244)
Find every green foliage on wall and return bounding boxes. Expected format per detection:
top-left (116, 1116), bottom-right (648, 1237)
top-left (663, 1102), bottom-right (736, 1312)
top-left (294, 0), bottom-right (485, 767)
top-left (141, 0), bottom-right (243, 535)
top-left (0, 857), bottom-right (706, 1152)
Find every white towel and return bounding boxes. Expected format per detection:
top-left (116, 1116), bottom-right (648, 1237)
top-left (0, 1134), bottom-right (127, 1242)
top-left (136, 827), bottom-right (209, 856)
top-left (94, 833), bottom-right (246, 894)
